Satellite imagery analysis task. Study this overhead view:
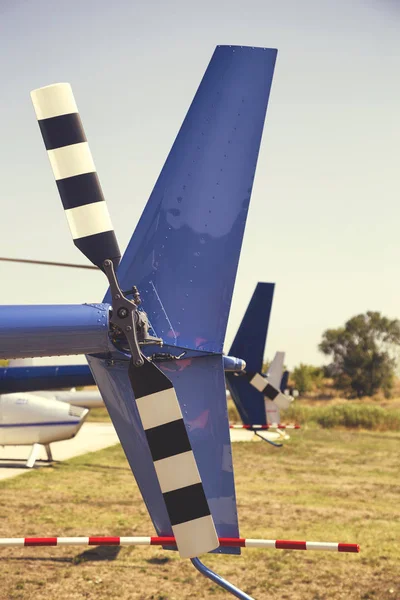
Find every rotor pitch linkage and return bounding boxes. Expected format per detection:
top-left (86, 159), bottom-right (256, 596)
top-left (31, 82), bottom-right (219, 559)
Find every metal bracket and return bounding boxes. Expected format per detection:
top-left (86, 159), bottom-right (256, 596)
top-left (149, 351), bottom-right (186, 362)
top-left (103, 260), bottom-right (144, 367)
top-left (191, 558), bottom-right (255, 600)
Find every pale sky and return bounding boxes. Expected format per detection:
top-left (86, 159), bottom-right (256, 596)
top-left (0, 0), bottom-right (399, 369)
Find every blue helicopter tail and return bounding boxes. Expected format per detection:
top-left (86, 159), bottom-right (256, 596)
top-left (94, 47), bottom-right (277, 553)
top-left (227, 283), bottom-right (275, 424)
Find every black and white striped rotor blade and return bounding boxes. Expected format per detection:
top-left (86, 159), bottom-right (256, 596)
top-left (128, 357), bottom-right (218, 559)
top-left (248, 373), bottom-right (294, 410)
top-left (30, 83), bottom-right (121, 271)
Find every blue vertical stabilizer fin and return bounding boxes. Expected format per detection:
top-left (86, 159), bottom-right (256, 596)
top-left (227, 282), bottom-right (275, 425)
top-left (229, 282), bottom-right (275, 373)
top-left (280, 370), bottom-right (289, 393)
top-left (105, 46), bottom-right (277, 353)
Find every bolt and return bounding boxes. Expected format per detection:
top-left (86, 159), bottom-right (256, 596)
top-left (104, 260), bottom-right (111, 266)
top-left (126, 326), bottom-right (132, 332)
top-left (117, 307), bottom-right (129, 318)
top-left (114, 294), bottom-right (120, 300)
top-left (135, 359), bottom-right (143, 366)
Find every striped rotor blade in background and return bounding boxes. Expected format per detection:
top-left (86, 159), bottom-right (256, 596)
top-left (248, 373), bottom-right (294, 410)
top-left (248, 373), bottom-right (279, 399)
top-left (30, 83), bottom-right (121, 271)
top-left (128, 357), bottom-right (218, 559)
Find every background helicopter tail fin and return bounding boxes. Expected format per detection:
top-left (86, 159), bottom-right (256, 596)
top-left (229, 283), bottom-right (275, 373)
top-left (280, 369), bottom-right (290, 393)
top-left (267, 351), bottom-right (285, 388)
top-left (227, 283), bottom-right (275, 425)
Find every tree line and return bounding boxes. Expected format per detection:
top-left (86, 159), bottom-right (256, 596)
top-left (291, 311), bottom-right (400, 398)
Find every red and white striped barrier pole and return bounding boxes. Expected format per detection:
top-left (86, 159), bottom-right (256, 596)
top-left (230, 424), bottom-right (301, 430)
top-left (0, 536), bottom-right (359, 553)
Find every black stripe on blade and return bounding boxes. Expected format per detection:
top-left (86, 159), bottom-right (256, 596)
top-left (128, 359), bottom-right (173, 399)
top-left (163, 482), bottom-right (211, 526)
top-left (264, 384), bottom-right (279, 401)
top-left (145, 419), bottom-right (191, 462)
top-left (57, 173), bottom-right (104, 209)
top-left (39, 113), bottom-right (86, 150)
top-left (74, 231), bottom-right (121, 270)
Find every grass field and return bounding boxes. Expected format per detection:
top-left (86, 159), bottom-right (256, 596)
top-left (0, 429), bottom-right (399, 600)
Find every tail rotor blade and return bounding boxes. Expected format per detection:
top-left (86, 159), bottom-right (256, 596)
top-left (30, 83), bottom-right (121, 271)
top-left (248, 372), bottom-right (294, 406)
top-left (128, 357), bottom-right (218, 559)
top-left (31, 82), bottom-right (218, 559)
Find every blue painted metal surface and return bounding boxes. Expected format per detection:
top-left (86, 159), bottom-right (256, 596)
top-left (227, 372), bottom-right (268, 426)
top-left (105, 45), bottom-right (277, 354)
top-left (91, 46), bottom-right (278, 553)
top-left (0, 365), bottom-right (94, 394)
top-left (191, 558), bottom-right (255, 600)
top-left (87, 352), bottom-right (240, 554)
top-left (280, 370), bottom-right (289, 392)
top-left (229, 283), bottom-right (275, 373)
top-left (226, 283), bottom-right (275, 425)
top-left (0, 304), bottom-right (111, 360)
top-left (223, 355), bottom-right (246, 372)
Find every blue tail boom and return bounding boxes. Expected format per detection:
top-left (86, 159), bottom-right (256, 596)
top-left (0, 364), bottom-right (94, 394)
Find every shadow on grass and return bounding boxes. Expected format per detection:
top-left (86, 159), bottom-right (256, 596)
top-left (146, 556), bottom-right (171, 565)
top-left (58, 462), bottom-right (130, 473)
top-left (4, 556), bottom-right (73, 564)
top-left (3, 546), bottom-right (122, 564)
top-left (73, 545), bottom-right (122, 563)
top-left (0, 459), bottom-right (57, 469)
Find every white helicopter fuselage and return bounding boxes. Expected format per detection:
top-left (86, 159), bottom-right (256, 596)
top-left (0, 392), bottom-right (88, 446)
top-left (33, 389), bottom-right (104, 409)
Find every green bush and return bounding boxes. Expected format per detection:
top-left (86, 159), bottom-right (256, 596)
top-left (319, 311), bottom-right (400, 397)
top-left (283, 403), bottom-right (400, 431)
top-left (292, 363), bottom-right (324, 394)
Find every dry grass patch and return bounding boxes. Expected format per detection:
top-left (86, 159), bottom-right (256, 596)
top-left (0, 430), bottom-right (398, 599)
